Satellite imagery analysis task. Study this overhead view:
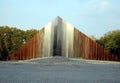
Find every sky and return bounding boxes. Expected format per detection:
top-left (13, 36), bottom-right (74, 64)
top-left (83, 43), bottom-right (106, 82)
top-left (0, 0), bottom-right (120, 38)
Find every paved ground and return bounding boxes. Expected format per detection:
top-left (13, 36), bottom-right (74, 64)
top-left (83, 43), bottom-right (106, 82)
top-left (0, 56), bottom-right (120, 83)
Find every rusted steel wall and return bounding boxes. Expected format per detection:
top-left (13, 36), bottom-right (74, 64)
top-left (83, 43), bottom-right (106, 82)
top-left (73, 28), bottom-right (120, 61)
top-left (9, 28), bottom-right (44, 60)
top-left (37, 28), bottom-right (44, 58)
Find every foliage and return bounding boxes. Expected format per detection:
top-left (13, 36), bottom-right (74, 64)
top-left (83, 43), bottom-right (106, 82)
top-left (96, 30), bottom-right (120, 57)
top-left (89, 35), bottom-right (97, 41)
top-left (24, 29), bottom-right (38, 43)
top-left (0, 26), bottom-right (38, 60)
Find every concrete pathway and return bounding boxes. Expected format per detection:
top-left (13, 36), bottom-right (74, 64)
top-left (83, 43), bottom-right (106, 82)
top-left (0, 56), bottom-right (120, 83)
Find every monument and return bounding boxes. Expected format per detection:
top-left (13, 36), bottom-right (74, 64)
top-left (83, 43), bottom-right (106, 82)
top-left (9, 16), bottom-right (119, 61)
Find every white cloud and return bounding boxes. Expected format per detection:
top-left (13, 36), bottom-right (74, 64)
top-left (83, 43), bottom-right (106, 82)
top-left (99, 0), bottom-right (111, 13)
top-left (82, 0), bottom-right (111, 14)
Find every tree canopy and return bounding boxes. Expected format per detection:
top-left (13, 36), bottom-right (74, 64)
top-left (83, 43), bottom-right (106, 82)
top-left (96, 30), bottom-right (120, 58)
top-left (0, 26), bottom-right (38, 60)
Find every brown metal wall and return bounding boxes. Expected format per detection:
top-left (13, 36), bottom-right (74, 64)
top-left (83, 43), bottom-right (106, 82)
top-left (37, 28), bottom-right (44, 58)
top-left (9, 28), bottom-right (44, 60)
top-left (73, 28), bottom-right (120, 61)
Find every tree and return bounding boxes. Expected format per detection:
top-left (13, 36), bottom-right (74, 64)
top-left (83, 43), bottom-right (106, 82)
top-left (0, 26), bottom-right (38, 60)
top-left (24, 29), bottom-right (38, 43)
top-left (0, 26), bottom-right (11, 60)
top-left (89, 35), bottom-right (97, 41)
top-left (97, 30), bottom-right (120, 58)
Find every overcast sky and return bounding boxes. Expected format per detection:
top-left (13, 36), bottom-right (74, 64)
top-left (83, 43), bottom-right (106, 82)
top-left (0, 0), bottom-right (120, 38)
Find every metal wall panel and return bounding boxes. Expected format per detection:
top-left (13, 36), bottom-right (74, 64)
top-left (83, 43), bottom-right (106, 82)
top-left (37, 28), bottom-right (44, 58)
top-left (73, 28), bottom-right (119, 61)
top-left (9, 28), bottom-right (45, 60)
top-left (65, 22), bottom-right (74, 58)
top-left (44, 22), bottom-right (52, 57)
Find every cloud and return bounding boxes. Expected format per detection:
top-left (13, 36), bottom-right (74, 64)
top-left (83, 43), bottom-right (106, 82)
top-left (82, 0), bottom-right (111, 14)
top-left (99, 0), bottom-right (111, 13)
